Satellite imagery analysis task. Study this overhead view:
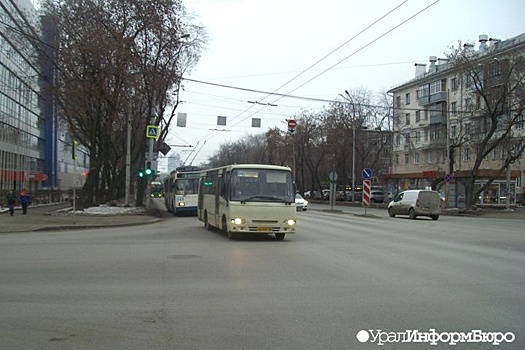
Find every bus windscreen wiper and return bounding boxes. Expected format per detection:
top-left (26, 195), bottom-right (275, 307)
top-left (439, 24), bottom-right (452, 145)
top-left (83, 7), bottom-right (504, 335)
top-left (240, 196), bottom-right (286, 203)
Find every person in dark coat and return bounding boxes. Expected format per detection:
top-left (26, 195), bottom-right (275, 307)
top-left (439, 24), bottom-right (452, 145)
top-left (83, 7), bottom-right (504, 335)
top-left (19, 189), bottom-right (30, 215)
top-left (7, 190), bottom-right (16, 216)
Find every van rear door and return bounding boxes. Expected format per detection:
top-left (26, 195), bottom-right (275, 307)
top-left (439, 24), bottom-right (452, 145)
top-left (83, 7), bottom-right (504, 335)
top-left (418, 191), bottom-right (440, 213)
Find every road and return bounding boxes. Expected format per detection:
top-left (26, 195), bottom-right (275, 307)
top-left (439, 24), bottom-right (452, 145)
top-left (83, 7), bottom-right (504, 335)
top-left (0, 203), bottom-right (523, 349)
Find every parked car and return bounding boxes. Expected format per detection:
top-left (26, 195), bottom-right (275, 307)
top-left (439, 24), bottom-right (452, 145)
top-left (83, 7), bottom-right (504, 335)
top-left (388, 189), bottom-right (441, 220)
top-left (295, 193), bottom-right (308, 211)
top-left (370, 190), bottom-right (384, 203)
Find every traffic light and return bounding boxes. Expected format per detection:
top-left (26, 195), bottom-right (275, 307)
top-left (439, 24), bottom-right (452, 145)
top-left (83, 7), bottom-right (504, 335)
top-left (138, 168), bottom-right (145, 178)
top-left (145, 162), bottom-right (153, 176)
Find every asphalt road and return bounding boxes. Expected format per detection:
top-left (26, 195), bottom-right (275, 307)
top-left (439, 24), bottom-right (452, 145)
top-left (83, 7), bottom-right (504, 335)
top-left (0, 206), bottom-right (523, 349)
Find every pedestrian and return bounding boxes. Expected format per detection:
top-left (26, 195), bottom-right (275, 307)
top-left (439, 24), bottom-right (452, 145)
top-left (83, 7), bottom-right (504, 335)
top-left (7, 190), bottom-right (16, 216)
top-left (19, 189), bottom-right (30, 215)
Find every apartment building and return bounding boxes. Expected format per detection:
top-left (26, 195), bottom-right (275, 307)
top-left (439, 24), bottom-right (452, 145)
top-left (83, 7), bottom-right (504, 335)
top-left (1, 0), bottom-right (88, 203)
top-left (387, 33), bottom-right (525, 207)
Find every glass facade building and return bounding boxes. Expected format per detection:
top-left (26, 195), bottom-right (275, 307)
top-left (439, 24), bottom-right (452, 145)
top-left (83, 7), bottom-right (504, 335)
top-left (0, 0), bottom-right (44, 196)
top-left (1, 0), bottom-right (88, 204)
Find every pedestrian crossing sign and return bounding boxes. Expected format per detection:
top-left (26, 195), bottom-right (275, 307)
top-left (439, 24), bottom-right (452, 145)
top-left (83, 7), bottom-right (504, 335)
top-left (146, 125), bottom-right (159, 139)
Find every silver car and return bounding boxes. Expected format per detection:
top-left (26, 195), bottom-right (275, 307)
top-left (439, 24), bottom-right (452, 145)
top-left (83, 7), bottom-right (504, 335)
top-left (370, 190), bottom-right (384, 203)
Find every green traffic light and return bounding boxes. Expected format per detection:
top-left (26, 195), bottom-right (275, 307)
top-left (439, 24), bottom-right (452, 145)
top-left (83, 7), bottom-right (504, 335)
top-left (145, 168), bottom-right (152, 176)
top-left (138, 169), bottom-right (144, 178)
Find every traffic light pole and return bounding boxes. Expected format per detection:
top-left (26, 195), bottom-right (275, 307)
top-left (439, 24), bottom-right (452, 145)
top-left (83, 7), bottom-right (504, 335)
top-left (146, 135), bottom-right (154, 208)
top-left (125, 115), bottom-right (131, 206)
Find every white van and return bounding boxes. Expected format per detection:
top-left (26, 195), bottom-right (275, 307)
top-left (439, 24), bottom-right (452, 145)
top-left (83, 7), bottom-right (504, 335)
top-left (388, 190), bottom-right (441, 220)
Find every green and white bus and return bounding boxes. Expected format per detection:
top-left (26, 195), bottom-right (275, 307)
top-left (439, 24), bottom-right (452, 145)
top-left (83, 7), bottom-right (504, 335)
top-left (198, 164), bottom-right (297, 240)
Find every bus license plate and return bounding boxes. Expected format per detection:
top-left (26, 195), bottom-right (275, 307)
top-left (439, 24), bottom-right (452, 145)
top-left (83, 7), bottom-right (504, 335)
top-left (257, 227), bottom-right (272, 232)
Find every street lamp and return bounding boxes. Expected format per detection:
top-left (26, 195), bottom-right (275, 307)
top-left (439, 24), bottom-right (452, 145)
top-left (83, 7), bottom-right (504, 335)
top-left (345, 90), bottom-right (356, 202)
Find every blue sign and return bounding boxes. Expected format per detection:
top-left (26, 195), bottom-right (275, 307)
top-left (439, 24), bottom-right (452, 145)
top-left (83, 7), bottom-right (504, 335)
top-left (146, 125), bottom-right (159, 139)
top-left (362, 168), bottom-right (373, 180)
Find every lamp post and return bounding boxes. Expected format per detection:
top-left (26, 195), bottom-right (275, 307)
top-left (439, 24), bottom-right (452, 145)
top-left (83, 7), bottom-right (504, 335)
top-left (345, 90), bottom-right (356, 202)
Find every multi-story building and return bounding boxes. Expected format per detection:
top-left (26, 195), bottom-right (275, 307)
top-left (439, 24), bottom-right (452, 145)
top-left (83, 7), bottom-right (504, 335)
top-left (1, 0), bottom-right (88, 204)
top-left (387, 33), bottom-right (525, 207)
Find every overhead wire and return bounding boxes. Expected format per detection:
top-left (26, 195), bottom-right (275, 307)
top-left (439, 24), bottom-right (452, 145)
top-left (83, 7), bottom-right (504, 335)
top-left (186, 0), bottom-right (420, 148)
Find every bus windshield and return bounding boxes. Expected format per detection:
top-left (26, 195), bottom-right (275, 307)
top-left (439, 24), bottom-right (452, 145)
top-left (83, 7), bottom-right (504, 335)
top-left (230, 168), bottom-right (294, 203)
top-left (175, 178), bottom-right (199, 195)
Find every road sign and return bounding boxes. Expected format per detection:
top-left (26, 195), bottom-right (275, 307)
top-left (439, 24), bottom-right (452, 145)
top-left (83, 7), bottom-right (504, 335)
top-left (288, 119), bottom-right (297, 128)
top-left (362, 179), bottom-right (371, 207)
top-left (362, 168), bottom-right (373, 180)
top-left (328, 171), bottom-right (338, 182)
top-left (445, 173), bottom-right (453, 183)
top-left (146, 125), bottom-right (159, 139)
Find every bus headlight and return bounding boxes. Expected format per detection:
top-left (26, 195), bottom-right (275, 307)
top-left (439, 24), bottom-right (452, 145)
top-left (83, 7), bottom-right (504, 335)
top-left (286, 219), bottom-right (296, 226)
top-left (232, 217), bottom-right (244, 225)
top-left (177, 201), bottom-right (186, 207)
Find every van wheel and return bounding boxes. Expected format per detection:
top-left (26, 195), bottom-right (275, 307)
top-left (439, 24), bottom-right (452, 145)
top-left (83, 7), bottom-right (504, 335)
top-left (388, 207), bottom-right (395, 217)
top-left (431, 215), bottom-right (439, 221)
top-left (409, 208), bottom-right (417, 220)
top-left (275, 233), bottom-right (285, 240)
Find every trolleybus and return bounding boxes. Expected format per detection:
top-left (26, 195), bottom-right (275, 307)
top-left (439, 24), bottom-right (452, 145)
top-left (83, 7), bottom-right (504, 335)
top-left (164, 166), bottom-right (200, 215)
top-left (198, 164), bottom-right (297, 240)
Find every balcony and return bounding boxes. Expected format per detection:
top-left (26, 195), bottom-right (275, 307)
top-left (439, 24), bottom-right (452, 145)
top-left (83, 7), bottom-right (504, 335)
top-left (418, 91), bottom-right (447, 106)
top-left (429, 111), bottom-right (446, 124)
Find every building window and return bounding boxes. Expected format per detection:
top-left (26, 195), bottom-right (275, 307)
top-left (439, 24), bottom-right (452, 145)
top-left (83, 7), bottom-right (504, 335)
top-left (395, 134), bottom-right (401, 146)
top-left (396, 96), bottom-right (401, 108)
top-left (405, 113), bottom-right (410, 125)
top-left (516, 114), bottom-right (524, 129)
top-left (415, 131), bottom-right (421, 144)
top-left (404, 153), bottom-right (409, 164)
top-left (429, 80), bottom-right (443, 95)
top-left (424, 129), bottom-right (428, 141)
top-left (466, 97), bottom-right (473, 111)
top-left (415, 110), bottom-right (421, 123)
top-left (414, 152), bottom-right (419, 164)
top-left (405, 93), bottom-right (410, 105)
top-left (450, 124), bottom-right (457, 138)
top-left (463, 147), bottom-right (470, 161)
top-left (465, 122), bottom-right (472, 134)
top-left (451, 77), bottom-right (458, 91)
top-left (395, 154), bottom-right (399, 165)
top-left (451, 101), bottom-right (457, 115)
top-left (417, 85), bottom-right (429, 99)
top-left (428, 150), bottom-right (433, 163)
top-left (488, 60), bottom-right (502, 78)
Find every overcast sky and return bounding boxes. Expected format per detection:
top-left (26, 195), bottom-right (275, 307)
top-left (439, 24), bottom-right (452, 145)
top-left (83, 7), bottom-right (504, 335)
top-left (163, 0), bottom-right (525, 169)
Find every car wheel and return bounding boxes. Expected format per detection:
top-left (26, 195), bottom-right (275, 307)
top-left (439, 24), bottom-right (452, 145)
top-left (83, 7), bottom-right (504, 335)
top-left (431, 215), bottom-right (439, 221)
top-left (275, 233), bottom-right (285, 240)
top-left (409, 208), bottom-right (417, 220)
top-left (388, 207), bottom-right (395, 217)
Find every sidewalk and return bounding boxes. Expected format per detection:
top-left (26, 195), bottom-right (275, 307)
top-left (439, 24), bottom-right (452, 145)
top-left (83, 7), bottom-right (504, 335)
top-left (0, 203), bottom-right (161, 234)
top-left (309, 201), bottom-right (525, 220)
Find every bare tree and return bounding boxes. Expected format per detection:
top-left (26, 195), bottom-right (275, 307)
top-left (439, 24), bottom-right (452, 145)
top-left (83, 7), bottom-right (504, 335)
top-left (447, 41), bottom-right (525, 208)
top-left (38, 0), bottom-right (205, 207)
